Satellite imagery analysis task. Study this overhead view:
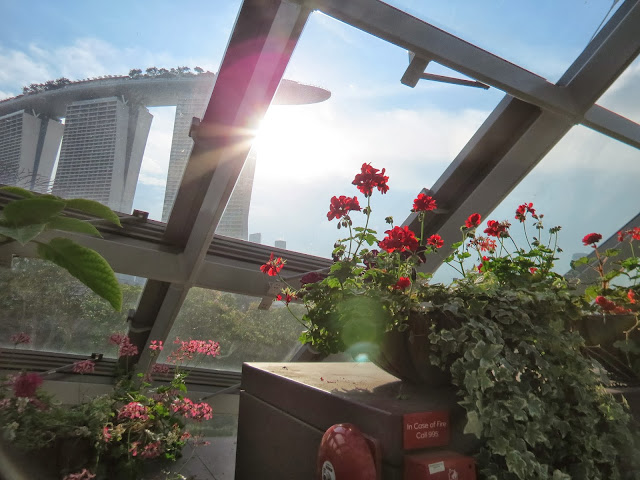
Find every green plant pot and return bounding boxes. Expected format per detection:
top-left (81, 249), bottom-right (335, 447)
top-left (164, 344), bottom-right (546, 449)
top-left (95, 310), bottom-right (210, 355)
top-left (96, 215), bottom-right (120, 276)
top-left (371, 312), bottom-right (459, 386)
top-left (577, 313), bottom-right (640, 384)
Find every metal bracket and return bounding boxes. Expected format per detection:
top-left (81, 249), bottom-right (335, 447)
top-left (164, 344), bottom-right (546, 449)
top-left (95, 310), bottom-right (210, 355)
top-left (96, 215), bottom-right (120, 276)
top-left (402, 52), bottom-right (489, 90)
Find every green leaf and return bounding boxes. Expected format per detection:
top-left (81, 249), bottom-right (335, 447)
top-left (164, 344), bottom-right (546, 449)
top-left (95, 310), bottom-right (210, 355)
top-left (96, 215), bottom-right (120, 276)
top-left (0, 223), bottom-right (46, 245)
top-left (65, 198), bottom-right (122, 227)
top-left (0, 186), bottom-right (35, 198)
top-left (36, 238), bottom-right (122, 311)
top-left (604, 248), bottom-right (620, 258)
top-left (46, 217), bottom-right (102, 237)
top-left (463, 411), bottom-right (482, 437)
top-left (3, 197), bottom-right (66, 226)
top-left (506, 450), bottom-right (527, 479)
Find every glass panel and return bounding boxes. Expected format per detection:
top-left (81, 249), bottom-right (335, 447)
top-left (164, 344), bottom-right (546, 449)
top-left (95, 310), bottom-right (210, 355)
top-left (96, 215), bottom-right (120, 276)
top-left (597, 55), bottom-right (640, 124)
top-left (0, 1), bottom-right (242, 222)
top-left (158, 288), bottom-right (308, 372)
top-left (0, 258), bottom-right (145, 355)
top-left (384, 0), bottom-right (622, 82)
top-left (246, 12), bottom-right (501, 257)
top-left (433, 125), bottom-right (640, 284)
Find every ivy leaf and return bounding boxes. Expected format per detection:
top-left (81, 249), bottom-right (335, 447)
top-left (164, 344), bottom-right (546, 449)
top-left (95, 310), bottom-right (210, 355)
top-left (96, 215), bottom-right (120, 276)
top-left (37, 238), bottom-right (122, 311)
top-left (552, 470), bottom-right (571, 480)
top-left (46, 217), bottom-right (102, 237)
top-left (65, 198), bottom-right (122, 227)
top-left (463, 410), bottom-right (482, 437)
top-left (506, 450), bottom-right (527, 479)
top-left (0, 186), bottom-right (35, 198)
top-left (3, 197), bottom-right (66, 226)
top-left (0, 223), bottom-right (46, 245)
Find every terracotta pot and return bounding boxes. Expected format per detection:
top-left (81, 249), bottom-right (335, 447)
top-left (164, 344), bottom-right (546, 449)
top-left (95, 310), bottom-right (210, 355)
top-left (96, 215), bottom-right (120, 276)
top-left (370, 312), bottom-right (459, 386)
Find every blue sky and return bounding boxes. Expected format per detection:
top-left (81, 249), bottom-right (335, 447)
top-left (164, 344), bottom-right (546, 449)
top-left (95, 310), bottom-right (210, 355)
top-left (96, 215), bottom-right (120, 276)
top-left (1, 0), bottom-right (639, 274)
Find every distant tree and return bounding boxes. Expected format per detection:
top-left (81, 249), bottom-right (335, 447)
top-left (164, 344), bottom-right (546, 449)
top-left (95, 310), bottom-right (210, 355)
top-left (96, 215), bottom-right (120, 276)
top-left (157, 68), bottom-right (170, 77)
top-left (194, 66), bottom-right (204, 74)
top-left (128, 69), bottom-right (142, 78)
top-left (178, 66), bottom-right (191, 75)
top-left (145, 67), bottom-right (158, 76)
top-left (54, 77), bottom-right (71, 87)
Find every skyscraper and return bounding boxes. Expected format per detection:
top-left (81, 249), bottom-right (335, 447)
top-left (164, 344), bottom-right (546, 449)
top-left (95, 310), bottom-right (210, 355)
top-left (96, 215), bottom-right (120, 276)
top-left (52, 97), bottom-right (152, 212)
top-left (0, 109), bottom-right (63, 191)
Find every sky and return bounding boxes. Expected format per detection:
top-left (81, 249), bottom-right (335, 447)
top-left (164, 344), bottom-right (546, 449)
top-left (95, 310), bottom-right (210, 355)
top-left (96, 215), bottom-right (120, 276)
top-left (1, 0), bottom-right (638, 276)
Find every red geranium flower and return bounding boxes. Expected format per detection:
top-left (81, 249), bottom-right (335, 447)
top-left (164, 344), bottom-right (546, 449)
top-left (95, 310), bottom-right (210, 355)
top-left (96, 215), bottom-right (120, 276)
top-left (484, 220), bottom-right (510, 238)
top-left (412, 194), bottom-right (437, 212)
top-left (582, 233), bottom-right (602, 246)
top-left (393, 277), bottom-right (411, 290)
top-left (629, 289), bottom-right (637, 304)
top-left (631, 227), bottom-right (640, 241)
top-left (618, 230), bottom-right (626, 242)
top-left (276, 292), bottom-right (295, 305)
top-left (300, 272), bottom-right (326, 285)
top-left (595, 295), bottom-right (630, 314)
top-left (515, 203), bottom-right (537, 222)
top-left (426, 234), bottom-right (444, 248)
top-left (327, 195), bottom-right (361, 221)
top-left (465, 213), bottom-right (481, 228)
top-left (378, 226), bottom-right (419, 253)
top-left (260, 253), bottom-right (285, 276)
top-left (352, 163), bottom-right (389, 197)
top-left (13, 372), bottom-right (43, 398)
top-left (478, 256), bottom-right (490, 272)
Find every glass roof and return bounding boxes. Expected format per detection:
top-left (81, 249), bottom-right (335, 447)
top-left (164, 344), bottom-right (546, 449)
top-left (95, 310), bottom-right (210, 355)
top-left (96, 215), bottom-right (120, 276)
top-left (246, 11), bottom-right (502, 257)
top-left (597, 54), bottom-right (640, 124)
top-left (384, 0), bottom-right (622, 82)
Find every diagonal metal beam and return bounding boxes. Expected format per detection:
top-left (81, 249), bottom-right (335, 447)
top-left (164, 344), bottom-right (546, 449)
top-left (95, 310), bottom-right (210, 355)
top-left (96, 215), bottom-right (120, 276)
top-left (297, 0), bottom-right (640, 151)
top-left (129, 0), bottom-right (311, 370)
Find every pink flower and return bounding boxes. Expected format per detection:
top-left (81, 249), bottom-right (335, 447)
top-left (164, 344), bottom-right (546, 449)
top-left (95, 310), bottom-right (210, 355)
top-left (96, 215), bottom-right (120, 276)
top-left (129, 441), bottom-right (140, 457)
top-left (167, 339), bottom-right (221, 363)
top-left (72, 359), bottom-right (95, 374)
top-left (140, 440), bottom-right (164, 459)
top-left (119, 338), bottom-right (138, 357)
top-left (108, 333), bottom-right (127, 346)
top-left (63, 469), bottom-right (95, 480)
top-left (13, 372), bottom-right (43, 398)
top-left (117, 402), bottom-right (149, 421)
top-left (10, 332), bottom-right (31, 346)
top-left (151, 363), bottom-right (170, 375)
top-left (171, 398), bottom-right (213, 421)
top-left (149, 340), bottom-right (163, 351)
top-left (102, 426), bottom-right (112, 442)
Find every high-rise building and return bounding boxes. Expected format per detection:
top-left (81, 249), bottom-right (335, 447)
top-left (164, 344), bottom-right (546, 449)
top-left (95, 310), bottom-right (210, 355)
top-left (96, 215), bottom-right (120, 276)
top-left (0, 110), bottom-right (63, 191)
top-left (249, 233), bottom-right (262, 244)
top-left (52, 97), bottom-right (152, 213)
top-left (162, 82), bottom-right (257, 241)
top-left (274, 240), bottom-right (286, 249)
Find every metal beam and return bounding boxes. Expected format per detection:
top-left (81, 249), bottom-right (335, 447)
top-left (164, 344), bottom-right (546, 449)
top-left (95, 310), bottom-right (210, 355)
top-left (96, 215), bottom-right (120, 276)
top-left (130, 0), bottom-right (311, 370)
top-left (298, 0), bottom-right (640, 151)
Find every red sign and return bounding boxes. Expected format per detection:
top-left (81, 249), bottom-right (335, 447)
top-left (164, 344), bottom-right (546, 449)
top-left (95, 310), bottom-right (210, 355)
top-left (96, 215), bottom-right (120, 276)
top-left (404, 451), bottom-right (476, 480)
top-left (402, 411), bottom-right (450, 450)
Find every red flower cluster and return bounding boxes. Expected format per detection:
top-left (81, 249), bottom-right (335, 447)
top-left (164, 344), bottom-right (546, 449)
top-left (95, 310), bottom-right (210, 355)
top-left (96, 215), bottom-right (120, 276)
top-left (582, 233), bottom-right (602, 246)
top-left (378, 226), bottom-right (419, 253)
top-left (10, 332), bottom-right (31, 346)
top-left (171, 397), bottom-right (213, 421)
top-left (412, 194), bottom-right (437, 212)
top-left (465, 213), bottom-right (482, 229)
top-left (484, 220), bottom-right (510, 238)
top-left (595, 296), bottom-right (630, 314)
top-left (515, 203), bottom-right (537, 222)
top-left (618, 227), bottom-right (640, 242)
top-left (327, 195), bottom-right (361, 221)
top-left (117, 402), bottom-right (149, 421)
top-left (470, 236), bottom-right (497, 252)
top-left (72, 359), bottom-right (95, 374)
top-left (12, 372), bottom-right (43, 398)
top-left (352, 163), bottom-right (389, 197)
top-left (300, 272), bottom-right (326, 285)
top-left (276, 292), bottom-right (295, 305)
top-left (167, 339), bottom-right (221, 363)
top-left (427, 234), bottom-right (444, 249)
top-left (393, 277), bottom-right (411, 290)
top-left (477, 256), bottom-right (490, 272)
top-left (629, 289), bottom-right (637, 304)
top-left (260, 253), bottom-right (285, 276)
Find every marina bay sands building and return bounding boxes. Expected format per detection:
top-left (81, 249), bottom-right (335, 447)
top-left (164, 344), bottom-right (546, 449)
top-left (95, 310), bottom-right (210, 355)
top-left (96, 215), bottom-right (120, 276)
top-left (0, 74), bottom-right (330, 240)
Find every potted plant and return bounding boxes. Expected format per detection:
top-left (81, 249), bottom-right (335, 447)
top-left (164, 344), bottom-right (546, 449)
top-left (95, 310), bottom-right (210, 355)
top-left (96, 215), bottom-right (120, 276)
top-left (0, 332), bottom-right (221, 479)
top-left (260, 164), bottom-right (640, 478)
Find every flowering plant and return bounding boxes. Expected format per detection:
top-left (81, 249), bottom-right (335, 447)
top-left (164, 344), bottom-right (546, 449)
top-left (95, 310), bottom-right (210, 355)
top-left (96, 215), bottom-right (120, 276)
top-left (260, 164), bottom-right (640, 478)
top-left (0, 332), bottom-right (220, 480)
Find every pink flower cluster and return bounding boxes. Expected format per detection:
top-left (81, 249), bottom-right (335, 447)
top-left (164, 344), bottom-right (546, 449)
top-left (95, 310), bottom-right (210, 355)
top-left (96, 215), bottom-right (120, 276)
top-left (117, 402), bottom-right (149, 421)
top-left (10, 332), bottom-right (31, 345)
top-left (139, 440), bottom-right (164, 459)
top-left (149, 340), bottom-right (163, 351)
top-left (12, 372), bottom-right (43, 398)
top-left (62, 469), bottom-right (95, 480)
top-left (151, 363), bottom-right (170, 375)
top-left (108, 333), bottom-right (138, 357)
top-left (171, 397), bottom-right (213, 421)
top-left (167, 339), bottom-right (220, 363)
top-left (72, 359), bottom-right (95, 374)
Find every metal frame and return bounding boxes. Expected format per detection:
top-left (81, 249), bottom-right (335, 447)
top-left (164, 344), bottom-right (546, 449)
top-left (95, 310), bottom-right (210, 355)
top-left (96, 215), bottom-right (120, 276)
top-left (3, 0), bottom-right (640, 375)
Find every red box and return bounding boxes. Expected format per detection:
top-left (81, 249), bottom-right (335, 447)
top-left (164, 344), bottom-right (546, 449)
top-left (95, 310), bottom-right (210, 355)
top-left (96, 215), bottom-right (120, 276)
top-left (404, 451), bottom-right (476, 480)
top-left (403, 411), bottom-right (450, 450)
